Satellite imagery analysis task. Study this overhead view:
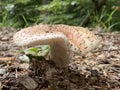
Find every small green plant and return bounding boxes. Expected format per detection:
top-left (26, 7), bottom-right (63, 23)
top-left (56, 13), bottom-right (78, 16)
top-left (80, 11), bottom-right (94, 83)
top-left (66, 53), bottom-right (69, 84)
top-left (24, 45), bottom-right (50, 57)
top-left (23, 45), bottom-right (50, 61)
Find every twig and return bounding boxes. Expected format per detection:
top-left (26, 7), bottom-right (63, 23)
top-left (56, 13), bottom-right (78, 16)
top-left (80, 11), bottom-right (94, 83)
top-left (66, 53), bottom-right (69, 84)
top-left (95, 33), bottom-right (120, 36)
top-left (93, 49), bottom-right (120, 53)
top-left (0, 57), bottom-right (15, 63)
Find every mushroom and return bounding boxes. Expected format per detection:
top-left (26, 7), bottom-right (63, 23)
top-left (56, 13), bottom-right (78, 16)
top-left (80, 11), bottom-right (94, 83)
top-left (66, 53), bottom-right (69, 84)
top-left (13, 24), bottom-right (100, 67)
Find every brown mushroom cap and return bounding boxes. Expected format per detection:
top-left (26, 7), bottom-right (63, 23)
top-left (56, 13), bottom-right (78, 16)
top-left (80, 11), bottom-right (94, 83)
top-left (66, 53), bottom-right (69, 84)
top-left (13, 24), bottom-right (100, 67)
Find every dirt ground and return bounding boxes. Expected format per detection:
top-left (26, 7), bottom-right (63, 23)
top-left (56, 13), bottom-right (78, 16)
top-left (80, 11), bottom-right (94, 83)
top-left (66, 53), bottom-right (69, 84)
top-left (0, 27), bottom-right (120, 90)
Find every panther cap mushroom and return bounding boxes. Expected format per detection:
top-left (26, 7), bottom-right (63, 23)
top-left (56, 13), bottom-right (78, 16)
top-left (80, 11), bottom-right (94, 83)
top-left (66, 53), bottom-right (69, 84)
top-left (13, 24), bottom-right (100, 67)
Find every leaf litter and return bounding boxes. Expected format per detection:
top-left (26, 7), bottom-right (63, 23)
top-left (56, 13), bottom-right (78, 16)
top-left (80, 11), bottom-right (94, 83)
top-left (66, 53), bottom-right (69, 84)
top-left (0, 27), bottom-right (120, 90)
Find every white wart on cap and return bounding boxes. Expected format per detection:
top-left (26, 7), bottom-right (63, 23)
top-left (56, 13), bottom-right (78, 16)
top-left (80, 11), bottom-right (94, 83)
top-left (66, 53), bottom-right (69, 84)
top-left (13, 24), bottom-right (100, 67)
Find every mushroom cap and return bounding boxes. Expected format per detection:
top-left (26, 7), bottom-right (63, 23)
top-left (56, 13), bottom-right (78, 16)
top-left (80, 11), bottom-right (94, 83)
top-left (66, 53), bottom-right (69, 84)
top-left (13, 24), bottom-right (100, 54)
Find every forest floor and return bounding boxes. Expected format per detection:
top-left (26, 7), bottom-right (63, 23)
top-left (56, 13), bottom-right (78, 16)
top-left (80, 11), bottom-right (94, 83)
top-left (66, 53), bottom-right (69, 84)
top-left (0, 27), bottom-right (120, 90)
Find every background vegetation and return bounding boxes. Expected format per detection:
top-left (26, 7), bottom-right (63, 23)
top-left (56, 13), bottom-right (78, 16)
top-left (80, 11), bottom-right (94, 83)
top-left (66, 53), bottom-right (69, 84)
top-left (0, 0), bottom-right (120, 31)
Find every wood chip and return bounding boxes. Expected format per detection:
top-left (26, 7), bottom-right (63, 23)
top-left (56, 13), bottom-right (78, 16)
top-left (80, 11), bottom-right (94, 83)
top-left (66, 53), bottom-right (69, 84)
top-left (18, 75), bottom-right (38, 90)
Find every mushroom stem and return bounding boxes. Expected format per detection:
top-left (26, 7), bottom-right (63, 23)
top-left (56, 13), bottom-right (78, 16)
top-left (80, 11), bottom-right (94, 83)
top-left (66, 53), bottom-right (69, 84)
top-left (50, 37), bottom-right (70, 67)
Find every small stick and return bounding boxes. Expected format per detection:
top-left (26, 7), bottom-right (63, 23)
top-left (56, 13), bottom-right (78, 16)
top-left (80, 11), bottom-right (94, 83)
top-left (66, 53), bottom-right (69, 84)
top-left (93, 49), bottom-right (120, 53)
top-left (0, 57), bottom-right (15, 62)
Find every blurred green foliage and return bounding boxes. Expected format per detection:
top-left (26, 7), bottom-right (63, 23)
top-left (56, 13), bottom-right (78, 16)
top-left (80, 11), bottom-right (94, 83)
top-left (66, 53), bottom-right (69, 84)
top-left (0, 0), bottom-right (120, 31)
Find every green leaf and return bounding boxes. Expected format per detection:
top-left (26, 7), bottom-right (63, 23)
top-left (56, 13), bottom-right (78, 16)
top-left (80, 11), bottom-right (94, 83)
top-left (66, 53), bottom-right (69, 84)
top-left (24, 47), bottom-right (39, 56)
top-left (23, 45), bottom-right (50, 57)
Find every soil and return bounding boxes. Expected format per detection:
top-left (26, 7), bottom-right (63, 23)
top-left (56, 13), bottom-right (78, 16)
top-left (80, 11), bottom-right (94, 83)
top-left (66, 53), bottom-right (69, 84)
top-left (0, 27), bottom-right (120, 90)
